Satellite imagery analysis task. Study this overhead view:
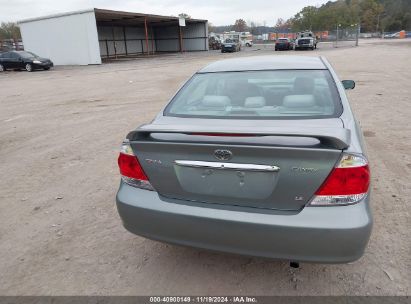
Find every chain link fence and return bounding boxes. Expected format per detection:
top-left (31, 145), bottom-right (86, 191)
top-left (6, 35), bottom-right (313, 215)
top-left (252, 26), bottom-right (360, 49)
top-left (317, 26), bottom-right (359, 48)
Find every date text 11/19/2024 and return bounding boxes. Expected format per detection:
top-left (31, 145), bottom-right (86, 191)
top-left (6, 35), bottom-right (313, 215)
top-left (149, 296), bottom-right (257, 303)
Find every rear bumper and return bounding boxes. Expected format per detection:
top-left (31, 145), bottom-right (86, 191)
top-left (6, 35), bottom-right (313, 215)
top-left (276, 46), bottom-right (291, 50)
top-left (116, 182), bottom-right (372, 263)
top-left (221, 46), bottom-right (235, 52)
top-left (296, 44), bottom-right (313, 49)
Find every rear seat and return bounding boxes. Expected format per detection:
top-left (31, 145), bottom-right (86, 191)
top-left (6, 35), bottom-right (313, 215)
top-left (200, 95), bottom-right (231, 108)
top-left (282, 95), bottom-right (316, 108)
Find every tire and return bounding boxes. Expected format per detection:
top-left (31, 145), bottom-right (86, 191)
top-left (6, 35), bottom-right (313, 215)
top-left (44, 67), bottom-right (50, 70)
top-left (25, 63), bottom-right (33, 72)
top-left (0, 64), bottom-right (4, 72)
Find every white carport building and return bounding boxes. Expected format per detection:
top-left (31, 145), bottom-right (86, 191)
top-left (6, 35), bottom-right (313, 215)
top-left (18, 8), bottom-right (209, 65)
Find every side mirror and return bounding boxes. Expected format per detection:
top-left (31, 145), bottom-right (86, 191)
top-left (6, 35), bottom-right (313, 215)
top-left (342, 80), bottom-right (355, 90)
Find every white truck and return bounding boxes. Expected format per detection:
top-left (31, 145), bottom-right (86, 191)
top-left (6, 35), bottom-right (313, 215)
top-left (294, 31), bottom-right (317, 50)
top-left (221, 31), bottom-right (253, 47)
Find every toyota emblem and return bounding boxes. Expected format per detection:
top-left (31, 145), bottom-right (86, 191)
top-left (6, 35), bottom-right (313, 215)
top-left (214, 149), bottom-right (233, 161)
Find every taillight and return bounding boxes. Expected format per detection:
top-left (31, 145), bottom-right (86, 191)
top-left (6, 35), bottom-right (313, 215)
top-left (309, 153), bottom-right (370, 206)
top-left (118, 140), bottom-right (154, 191)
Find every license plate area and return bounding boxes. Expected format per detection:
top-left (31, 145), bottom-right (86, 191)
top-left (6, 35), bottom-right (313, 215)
top-left (174, 161), bottom-right (279, 200)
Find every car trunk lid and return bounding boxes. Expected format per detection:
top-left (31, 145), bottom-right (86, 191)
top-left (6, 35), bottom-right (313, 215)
top-left (127, 119), bottom-right (348, 211)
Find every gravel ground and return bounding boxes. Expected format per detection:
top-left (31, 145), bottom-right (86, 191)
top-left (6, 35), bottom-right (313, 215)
top-left (0, 39), bottom-right (410, 296)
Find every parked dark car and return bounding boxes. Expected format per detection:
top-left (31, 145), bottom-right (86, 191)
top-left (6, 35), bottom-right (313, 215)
top-left (221, 39), bottom-right (241, 53)
top-left (116, 56), bottom-right (372, 264)
top-left (0, 51), bottom-right (53, 72)
top-left (275, 38), bottom-right (294, 51)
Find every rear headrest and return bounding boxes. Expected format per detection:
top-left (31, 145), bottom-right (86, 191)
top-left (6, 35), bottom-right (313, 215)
top-left (244, 96), bottom-right (266, 108)
top-left (283, 95), bottom-right (316, 108)
top-left (294, 77), bottom-right (315, 94)
top-left (201, 95), bottom-right (231, 107)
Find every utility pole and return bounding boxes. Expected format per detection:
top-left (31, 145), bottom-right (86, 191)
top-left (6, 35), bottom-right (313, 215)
top-left (144, 17), bottom-right (149, 55)
top-left (179, 26), bottom-right (183, 53)
top-left (178, 16), bottom-right (186, 53)
top-left (336, 24), bottom-right (340, 48)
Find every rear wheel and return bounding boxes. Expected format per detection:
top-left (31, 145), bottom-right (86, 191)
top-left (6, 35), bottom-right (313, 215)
top-left (25, 63), bottom-right (33, 72)
top-left (0, 64), bottom-right (4, 72)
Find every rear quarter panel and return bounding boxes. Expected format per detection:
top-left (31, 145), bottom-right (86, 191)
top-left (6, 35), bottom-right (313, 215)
top-left (321, 57), bottom-right (367, 155)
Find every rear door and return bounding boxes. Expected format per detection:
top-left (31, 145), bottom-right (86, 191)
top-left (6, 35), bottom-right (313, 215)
top-left (7, 52), bottom-right (21, 69)
top-left (129, 122), bottom-right (345, 211)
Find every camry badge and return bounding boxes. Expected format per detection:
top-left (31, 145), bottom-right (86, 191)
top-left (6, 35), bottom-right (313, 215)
top-left (214, 149), bottom-right (233, 161)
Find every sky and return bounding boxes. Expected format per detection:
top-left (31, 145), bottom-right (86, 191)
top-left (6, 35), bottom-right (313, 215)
top-left (0, 0), bottom-right (330, 26)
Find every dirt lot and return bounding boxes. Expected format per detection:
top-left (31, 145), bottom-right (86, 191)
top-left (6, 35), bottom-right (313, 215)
top-left (0, 39), bottom-right (410, 296)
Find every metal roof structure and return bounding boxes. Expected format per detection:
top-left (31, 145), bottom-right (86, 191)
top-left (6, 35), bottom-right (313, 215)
top-left (18, 8), bottom-right (208, 65)
top-left (19, 8), bottom-right (207, 25)
top-left (18, 9), bottom-right (95, 24)
top-left (94, 8), bottom-right (207, 26)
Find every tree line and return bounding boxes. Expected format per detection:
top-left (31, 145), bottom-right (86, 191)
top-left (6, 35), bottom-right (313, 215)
top-left (1, 0), bottom-right (410, 40)
top-left (0, 22), bottom-right (21, 40)
top-left (290, 0), bottom-right (410, 32)
top-left (209, 0), bottom-right (411, 34)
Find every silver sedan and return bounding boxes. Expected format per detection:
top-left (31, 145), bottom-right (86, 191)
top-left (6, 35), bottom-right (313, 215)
top-left (116, 55), bottom-right (372, 264)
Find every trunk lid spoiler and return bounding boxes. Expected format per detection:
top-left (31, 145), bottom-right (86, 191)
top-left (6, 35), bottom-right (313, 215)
top-left (127, 123), bottom-right (351, 150)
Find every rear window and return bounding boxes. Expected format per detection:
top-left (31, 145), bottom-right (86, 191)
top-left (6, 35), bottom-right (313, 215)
top-left (17, 51), bottom-right (38, 59)
top-left (164, 70), bottom-right (342, 119)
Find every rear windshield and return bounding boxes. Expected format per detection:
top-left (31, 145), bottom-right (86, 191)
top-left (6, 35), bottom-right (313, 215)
top-left (164, 70), bottom-right (342, 119)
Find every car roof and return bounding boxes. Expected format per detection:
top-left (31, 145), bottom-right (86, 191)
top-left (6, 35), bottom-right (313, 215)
top-left (198, 56), bottom-right (327, 73)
